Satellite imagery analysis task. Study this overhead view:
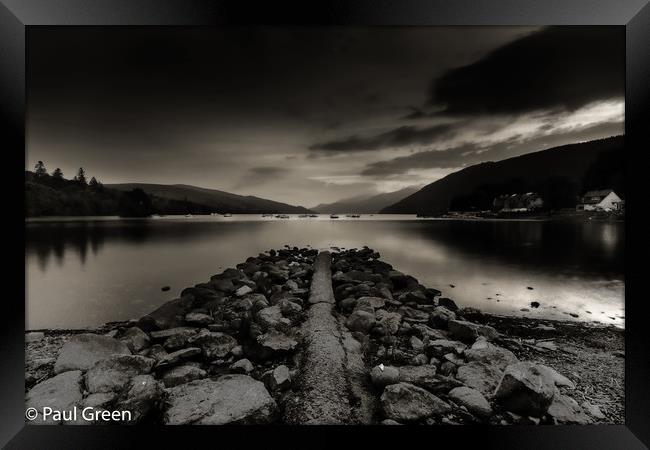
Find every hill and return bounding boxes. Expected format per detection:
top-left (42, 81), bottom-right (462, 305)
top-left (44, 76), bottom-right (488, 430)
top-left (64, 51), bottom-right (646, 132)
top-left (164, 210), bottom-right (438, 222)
top-left (380, 136), bottom-right (624, 215)
top-left (312, 186), bottom-right (421, 214)
top-left (107, 183), bottom-right (313, 214)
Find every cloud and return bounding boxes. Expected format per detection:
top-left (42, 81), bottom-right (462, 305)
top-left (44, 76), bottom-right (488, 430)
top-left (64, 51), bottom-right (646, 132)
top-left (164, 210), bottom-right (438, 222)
top-left (249, 167), bottom-right (289, 176)
top-left (361, 120), bottom-right (624, 177)
top-left (233, 166), bottom-right (290, 190)
top-left (309, 123), bottom-right (458, 153)
top-left (431, 26), bottom-right (624, 115)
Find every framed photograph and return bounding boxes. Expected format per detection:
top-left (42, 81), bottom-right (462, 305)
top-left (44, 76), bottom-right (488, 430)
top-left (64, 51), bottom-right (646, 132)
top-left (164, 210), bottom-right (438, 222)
top-left (2, 0), bottom-right (649, 447)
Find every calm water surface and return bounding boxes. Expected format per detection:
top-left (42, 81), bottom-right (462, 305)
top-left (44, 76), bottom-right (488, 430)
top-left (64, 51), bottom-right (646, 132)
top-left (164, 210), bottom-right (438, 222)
top-left (25, 215), bottom-right (625, 329)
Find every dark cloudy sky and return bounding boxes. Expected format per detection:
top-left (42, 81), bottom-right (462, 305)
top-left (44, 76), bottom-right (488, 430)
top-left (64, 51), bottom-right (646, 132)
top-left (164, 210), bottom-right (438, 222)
top-left (27, 26), bottom-right (624, 207)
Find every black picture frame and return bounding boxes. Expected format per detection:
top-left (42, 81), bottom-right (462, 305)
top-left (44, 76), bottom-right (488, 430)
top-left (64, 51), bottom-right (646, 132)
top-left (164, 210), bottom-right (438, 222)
top-left (2, 0), bottom-right (648, 448)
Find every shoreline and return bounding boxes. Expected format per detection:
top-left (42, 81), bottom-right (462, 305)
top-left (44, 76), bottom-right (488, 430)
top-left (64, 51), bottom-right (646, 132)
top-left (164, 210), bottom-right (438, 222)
top-left (25, 246), bottom-right (624, 425)
top-left (26, 211), bottom-right (625, 222)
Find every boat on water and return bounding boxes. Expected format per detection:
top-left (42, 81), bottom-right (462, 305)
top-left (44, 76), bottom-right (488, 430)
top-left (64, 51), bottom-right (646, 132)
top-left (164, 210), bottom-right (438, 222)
top-left (275, 214), bottom-right (290, 219)
top-left (345, 214), bottom-right (361, 218)
top-left (298, 214), bottom-right (309, 218)
top-left (309, 214), bottom-right (318, 218)
top-left (223, 213), bottom-right (232, 217)
top-left (330, 214), bottom-right (339, 219)
top-left (185, 214), bottom-right (193, 218)
top-left (262, 214), bottom-right (274, 217)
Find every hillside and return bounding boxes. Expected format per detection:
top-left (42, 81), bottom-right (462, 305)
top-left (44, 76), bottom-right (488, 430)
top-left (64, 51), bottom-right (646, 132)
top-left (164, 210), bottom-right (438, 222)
top-left (107, 183), bottom-right (313, 214)
top-left (381, 136), bottom-right (624, 215)
top-left (25, 173), bottom-right (222, 217)
top-left (312, 186), bottom-right (421, 214)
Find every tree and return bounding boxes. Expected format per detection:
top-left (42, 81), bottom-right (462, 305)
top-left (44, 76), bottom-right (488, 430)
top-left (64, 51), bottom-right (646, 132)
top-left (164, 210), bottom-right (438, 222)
top-left (89, 176), bottom-right (103, 191)
top-left (117, 188), bottom-right (153, 217)
top-left (34, 161), bottom-right (47, 177)
top-left (51, 168), bottom-right (64, 180)
top-left (74, 167), bottom-right (88, 186)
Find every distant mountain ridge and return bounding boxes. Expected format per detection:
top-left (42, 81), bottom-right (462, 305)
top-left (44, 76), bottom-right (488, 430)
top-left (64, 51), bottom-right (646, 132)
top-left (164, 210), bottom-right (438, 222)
top-left (381, 136), bottom-right (624, 215)
top-left (312, 186), bottom-right (422, 214)
top-left (107, 183), bottom-right (314, 214)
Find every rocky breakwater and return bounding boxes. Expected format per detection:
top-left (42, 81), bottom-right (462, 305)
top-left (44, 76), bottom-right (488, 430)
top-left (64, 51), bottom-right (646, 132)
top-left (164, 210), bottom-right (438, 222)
top-left (331, 247), bottom-right (614, 425)
top-left (25, 247), bottom-right (315, 425)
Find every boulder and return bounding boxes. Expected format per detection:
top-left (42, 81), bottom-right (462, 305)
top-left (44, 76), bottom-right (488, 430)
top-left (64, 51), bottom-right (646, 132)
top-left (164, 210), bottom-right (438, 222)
top-left (147, 344), bottom-right (169, 362)
top-left (398, 365), bottom-right (438, 387)
top-left (54, 333), bottom-right (131, 374)
top-left (256, 331), bottom-right (298, 355)
top-left (448, 320), bottom-right (498, 343)
top-left (156, 347), bottom-right (202, 369)
top-left (230, 358), bottom-right (255, 374)
top-left (375, 310), bottom-right (402, 335)
top-left (381, 382), bottom-right (451, 422)
top-left (464, 339), bottom-right (518, 371)
top-left (398, 306), bottom-right (429, 323)
top-left (443, 353), bottom-right (465, 366)
top-left (25, 370), bottom-right (84, 424)
top-left (139, 297), bottom-right (193, 330)
top-left (356, 296), bottom-right (386, 310)
top-left (582, 402), bottom-right (606, 420)
top-left (369, 365), bottom-right (400, 388)
top-left (456, 361), bottom-right (504, 397)
top-left (150, 327), bottom-right (198, 340)
top-left (211, 278), bottom-right (235, 293)
top-left (256, 306), bottom-right (284, 331)
top-left (409, 336), bottom-right (424, 352)
top-left (412, 324), bottom-right (448, 341)
top-left (345, 310), bottom-right (376, 333)
top-left (410, 354), bottom-right (429, 366)
top-left (235, 285), bottom-right (254, 297)
top-left (448, 386), bottom-right (492, 418)
top-left (277, 298), bottom-right (303, 316)
top-left (339, 297), bottom-right (357, 312)
top-left (268, 365), bottom-right (291, 390)
top-left (425, 339), bottom-right (467, 358)
top-left (437, 297), bottom-right (459, 311)
top-left (439, 361), bottom-right (457, 377)
top-left (120, 327), bottom-right (151, 353)
top-left (85, 355), bottom-right (155, 393)
top-left (429, 307), bottom-right (456, 329)
top-left (494, 362), bottom-right (557, 416)
top-left (164, 375), bottom-right (277, 424)
top-left (184, 312), bottom-right (214, 326)
top-left (187, 330), bottom-right (238, 359)
top-left (161, 365), bottom-right (207, 388)
top-left (162, 329), bottom-right (198, 351)
top-left (536, 364), bottom-right (575, 390)
top-left (115, 375), bottom-right (164, 423)
top-left (547, 394), bottom-right (593, 424)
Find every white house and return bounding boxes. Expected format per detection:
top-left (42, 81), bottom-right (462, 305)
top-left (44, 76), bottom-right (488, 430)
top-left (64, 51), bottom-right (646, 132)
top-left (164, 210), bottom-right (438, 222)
top-left (576, 189), bottom-right (623, 212)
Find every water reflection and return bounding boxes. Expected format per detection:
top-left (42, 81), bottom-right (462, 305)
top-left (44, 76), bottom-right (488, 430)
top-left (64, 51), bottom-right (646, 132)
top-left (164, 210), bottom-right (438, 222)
top-left (25, 217), bottom-right (624, 329)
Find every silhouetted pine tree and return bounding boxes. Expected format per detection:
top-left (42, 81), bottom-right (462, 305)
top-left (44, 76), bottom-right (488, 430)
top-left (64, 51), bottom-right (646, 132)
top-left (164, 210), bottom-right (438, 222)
top-left (74, 167), bottom-right (88, 186)
top-left (89, 176), bottom-right (104, 192)
top-left (34, 161), bottom-right (47, 177)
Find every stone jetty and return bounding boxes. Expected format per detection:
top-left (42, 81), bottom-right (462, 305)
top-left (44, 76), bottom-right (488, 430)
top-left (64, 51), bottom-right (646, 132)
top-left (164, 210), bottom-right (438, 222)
top-left (24, 246), bottom-right (622, 425)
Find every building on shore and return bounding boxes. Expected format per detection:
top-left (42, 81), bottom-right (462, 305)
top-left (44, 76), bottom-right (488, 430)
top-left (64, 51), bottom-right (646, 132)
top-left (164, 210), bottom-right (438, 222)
top-left (492, 192), bottom-right (544, 213)
top-left (576, 189), bottom-right (623, 212)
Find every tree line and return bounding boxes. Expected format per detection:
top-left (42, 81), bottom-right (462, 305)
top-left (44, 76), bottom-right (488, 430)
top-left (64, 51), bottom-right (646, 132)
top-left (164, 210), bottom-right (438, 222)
top-left (26, 161), bottom-right (212, 217)
top-left (32, 161), bottom-right (104, 191)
